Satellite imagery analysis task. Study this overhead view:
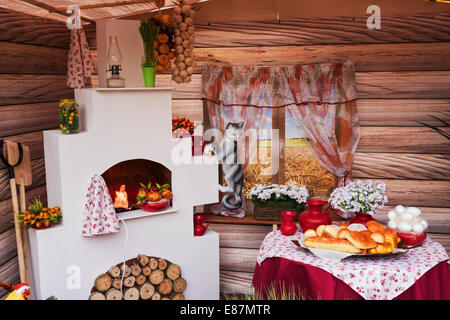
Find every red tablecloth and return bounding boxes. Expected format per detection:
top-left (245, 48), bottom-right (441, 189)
top-left (253, 258), bottom-right (450, 300)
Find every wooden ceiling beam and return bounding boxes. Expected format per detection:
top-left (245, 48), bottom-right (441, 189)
top-left (55, 0), bottom-right (160, 11)
top-left (19, 0), bottom-right (96, 23)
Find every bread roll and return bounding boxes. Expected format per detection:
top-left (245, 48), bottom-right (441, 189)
top-left (304, 237), bottom-right (361, 254)
top-left (337, 229), bottom-right (377, 249)
top-left (366, 220), bottom-right (387, 233)
top-left (304, 229), bottom-right (316, 239)
top-left (322, 225), bottom-right (339, 238)
top-left (370, 232), bottom-right (385, 244)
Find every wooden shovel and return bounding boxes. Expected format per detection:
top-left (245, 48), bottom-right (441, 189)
top-left (5, 141), bottom-right (32, 284)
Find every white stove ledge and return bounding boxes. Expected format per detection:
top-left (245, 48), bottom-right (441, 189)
top-left (116, 207), bottom-right (178, 221)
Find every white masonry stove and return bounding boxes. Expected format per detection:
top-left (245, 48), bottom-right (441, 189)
top-left (28, 87), bottom-right (220, 299)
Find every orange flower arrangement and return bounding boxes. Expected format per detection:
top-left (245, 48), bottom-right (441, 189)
top-left (17, 197), bottom-right (62, 229)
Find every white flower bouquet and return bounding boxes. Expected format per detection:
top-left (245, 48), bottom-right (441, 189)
top-left (328, 180), bottom-right (388, 216)
top-left (249, 184), bottom-right (309, 205)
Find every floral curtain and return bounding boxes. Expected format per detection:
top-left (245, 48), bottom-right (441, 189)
top-left (202, 61), bottom-right (360, 187)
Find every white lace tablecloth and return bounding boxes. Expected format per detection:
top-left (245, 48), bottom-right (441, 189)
top-left (257, 229), bottom-right (449, 300)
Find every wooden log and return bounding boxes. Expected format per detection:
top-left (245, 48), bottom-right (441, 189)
top-left (108, 265), bottom-right (121, 278)
top-left (0, 8), bottom-right (70, 49)
top-left (149, 257), bottom-right (158, 270)
top-left (0, 41), bottom-right (67, 75)
top-left (123, 287), bottom-right (139, 300)
top-left (136, 274), bottom-right (147, 286)
top-left (193, 42), bottom-right (450, 72)
top-left (112, 278), bottom-right (122, 290)
top-left (105, 288), bottom-right (123, 300)
top-left (357, 99), bottom-right (450, 127)
top-left (123, 276), bottom-right (136, 288)
top-left (110, 72), bottom-right (450, 101)
top-left (358, 127), bottom-right (450, 154)
top-left (353, 153), bottom-right (450, 181)
top-left (0, 228), bottom-right (18, 266)
top-left (142, 265), bottom-right (152, 276)
top-left (0, 257), bottom-right (19, 298)
top-left (0, 102), bottom-right (59, 137)
top-left (149, 269), bottom-right (164, 285)
top-left (130, 262), bottom-right (141, 277)
top-left (158, 278), bottom-right (173, 296)
top-left (194, 14), bottom-right (450, 47)
top-left (166, 264), bottom-right (181, 280)
top-left (151, 292), bottom-right (161, 300)
top-left (171, 292), bottom-right (185, 300)
top-left (158, 258), bottom-right (168, 271)
top-left (120, 264), bottom-right (131, 278)
top-left (93, 273), bottom-right (112, 292)
top-left (89, 291), bottom-right (106, 300)
top-left (194, 0), bottom-right (449, 23)
top-left (220, 247), bottom-right (259, 273)
top-left (172, 100), bottom-right (203, 122)
top-left (139, 282), bottom-right (155, 300)
top-left (173, 277), bottom-right (187, 293)
top-left (356, 71), bottom-right (450, 99)
top-left (361, 179), bottom-right (450, 208)
top-left (0, 74), bottom-right (73, 106)
top-left (138, 254), bottom-right (149, 266)
top-left (0, 157), bottom-right (46, 202)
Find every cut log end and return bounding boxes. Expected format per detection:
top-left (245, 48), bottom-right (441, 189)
top-left (150, 269), bottom-right (165, 285)
top-left (136, 274), bottom-right (147, 286)
top-left (138, 254), bottom-right (150, 266)
top-left (131, 262), bottom-right (142, 277)
top-left (172, 292), bottom-right (185, 300)
top-left (139, 282), bottom-right (155, 300)
top-left (166, 264), bottom-right (181, 280)
top-left (112, 278), bottom-right (122, 290)
top-left (108, 265), bottom-right (121, 278)
top-left (149, 258), bottom-right (158, 270)
top-left (105, 288), bottom-right (123, 300)
top-left (89, 291), bottom-right (106, 300)
top-left (158, 258), bottom-right (168, 270)
top-left (94, 273), bottom-right (112, 292)
top-left (174, 277), bottom-right (187, 293)
top-left (142, 265), bottom-right (152, 276)
top-left (123, 287), bottom-right (139, 300)
top-left (123, 275), bottom-right (136, 288)
top-left (158, 278), bottom-right (173, 296)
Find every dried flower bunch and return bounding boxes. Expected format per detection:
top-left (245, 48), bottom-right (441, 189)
top-left (328, 180), bottom-right (388, 216)
top-left (248, 184), bottom-right (309, 205)
top-left (18, 197), bottom-right (62, 229)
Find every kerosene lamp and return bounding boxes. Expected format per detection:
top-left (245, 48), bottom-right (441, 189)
top-left (106, 36), bottom-right (125, 88)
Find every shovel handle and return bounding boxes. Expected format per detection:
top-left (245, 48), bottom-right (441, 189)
top-left (10, 179), bottom-right (26, 283)
top-left (19, 184), bottom-right (30, 284)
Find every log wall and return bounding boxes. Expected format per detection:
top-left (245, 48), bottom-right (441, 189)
top-left (0, 8), bottom-right (71, 299)
top-left (176, 3), bottom-right (450, 294)
top-left (89, 2), bottom-right (450, 294)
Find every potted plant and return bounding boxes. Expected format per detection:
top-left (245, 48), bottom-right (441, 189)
top-left (17, 197), bottom-right (62, 229)
top-left (248, 184), bottom-right (309, 220)
top-left (139, 18), bottom-right (160, 87)
top-left (328, 180), bottom-right (388, 225)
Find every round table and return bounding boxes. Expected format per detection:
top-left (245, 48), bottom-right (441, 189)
top-left (252, 230), bottom-right (450, 300)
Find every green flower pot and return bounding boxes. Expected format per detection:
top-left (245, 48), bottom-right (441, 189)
top-left (142, 65), bottom-right (156, 87)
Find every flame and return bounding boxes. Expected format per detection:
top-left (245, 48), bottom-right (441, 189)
top-left (113, 184), bottom-right (129, 209)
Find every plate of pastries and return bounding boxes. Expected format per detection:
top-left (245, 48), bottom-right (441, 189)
top-left (295, 221), bottom-right (408, 261)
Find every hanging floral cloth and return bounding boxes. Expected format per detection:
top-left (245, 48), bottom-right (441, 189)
top-left (67, 26), bottom-right (95, 89)
top-left (202, 61), bottom-right (360, 218)
top-left (82, 174), bottom-right (120, 236)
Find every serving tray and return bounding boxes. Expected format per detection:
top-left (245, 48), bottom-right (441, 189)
top-left (291, 239), bottom-right (408, 262)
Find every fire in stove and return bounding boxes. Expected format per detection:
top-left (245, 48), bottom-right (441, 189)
top-left (113, 184), bottom-right (132, 212)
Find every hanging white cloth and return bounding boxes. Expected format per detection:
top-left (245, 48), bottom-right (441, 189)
top-left (82, 175), bottom-right (120, 236)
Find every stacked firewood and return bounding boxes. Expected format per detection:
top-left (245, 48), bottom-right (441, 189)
top-left (89, 254), bottom-right (186, 300)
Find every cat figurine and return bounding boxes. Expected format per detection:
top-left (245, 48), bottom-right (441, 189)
top-left (204, 122), bottom-right (244, 210)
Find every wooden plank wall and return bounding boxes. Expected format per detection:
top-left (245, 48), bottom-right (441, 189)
top-left (178, 6), bottom-right (450, 294)
top-left (89, 4), bottom-right (450, 293)
top-left (0, 8), bottom-right (72, 299)
top-left (79, 1), bottom-right (450, 295)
